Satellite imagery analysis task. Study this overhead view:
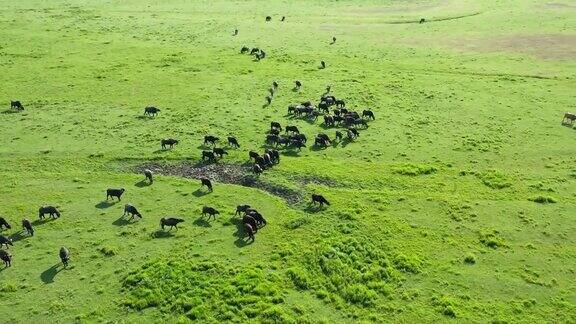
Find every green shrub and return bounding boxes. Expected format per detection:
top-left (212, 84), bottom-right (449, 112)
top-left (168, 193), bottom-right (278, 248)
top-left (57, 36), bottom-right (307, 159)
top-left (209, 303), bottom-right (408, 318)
top-left (477, 170), bottom-right (512, 189)
top-left (284, 217), bottom-right (310, 230)
top-left (99, 246), bottom-right (119, 256)
top-left (286, 267), bottom-right (311, 290)
top-left (392, 163), bottom-right (438, 176)
top-left (464, 254), bottom-right (476, 264)
top-left (528, 196), bottom-right (557, 204)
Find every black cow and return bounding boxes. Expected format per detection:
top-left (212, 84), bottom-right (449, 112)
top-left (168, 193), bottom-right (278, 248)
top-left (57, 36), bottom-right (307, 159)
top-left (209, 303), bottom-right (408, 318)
top-left (320, 61), bottom-right (326, 69)
top-left (347, 128), bottom-right (359, 140)
top-left (335, 131), bottom-right (343, 142)
top-left (160, 217), bottom-right (184, 230)
top-left (292, 133), bottom-right (307, 143)
top-left (253, 164), bottom-right (263, 175)
top-left (144, 169), bottom-right (154, 183)
top-left (10, 100), bottom-right (24, 110)
top-left (294, 80), bottom-right (302, 90)
top-left (272, 81), bottom-right (278, 89)
top-left (161, 138), bottom-right (178, 149)
top-left (202, 150), bottom-right (217, 162)
top-left (335, 99), bottom-right (345, 108)
top-left (311, 194), bottom-right (330, 207)
top-left (242, 214), bottom-right (258, 234)
top-left (271, 121), bottom-right (282, 131)
top-left (39, 206), bottom-right (60, 219)
top-left (144, 106), bottom-right (160, 116)
top-left (233, 29), bottom-right (238, 36)
top-left (241, 46), bottom-right (250, 54)
top-left (244, 223), bottom-right (255, 242)
top-left (0, 250), bottom-right (11, 268)
top-left (106, 188), bottom-right (125, 201)
top-left (249, 150), bottom-right (260, 161)
top-left (0, 217), bottom-right (11, 230)
top-left (60, 247), bottom-right (70, 267)
top-left (324, 115), bottom-right (334, 127)
top-left (204, 135), bottom-right (219, 146)
top-left (213, 148), bottom-right (228, 158)
top-left (265, 16), bottom-right (271, 21)
top-left (266, 134), bottom-right (278, 145)
top-left (22, 219), bottom-right (34, 236)
top-left (419, 18), bottom-right (426, 24)
top-left (123, 204), bottom-right (142, 220)
top-left (331, 36), bottom-right (336, 44)
top-left (248, 210), bottom-right (267, 226)
top-left (236, 205), bottom-right (251, 216)
top-left (281, 16), bottom-right (285, 21)
top-left (285, 125), bottom-right (299, 134)
top-left (250, 48), bottom-right (260, 55)
top-left (200, 178), bottom-right (213, 191)
top-left (265, 96), bottom-right (272, 105)
top-left (0, 235), bottom-right (13, 248)
top-left (266, 149), bottom-right (280, 163)
top-left (362, 110), bottom-right (375, 120)
top-left (202, 206), bottom-right (219, 220)
top-left (228, 136), bottom-right (240, 148)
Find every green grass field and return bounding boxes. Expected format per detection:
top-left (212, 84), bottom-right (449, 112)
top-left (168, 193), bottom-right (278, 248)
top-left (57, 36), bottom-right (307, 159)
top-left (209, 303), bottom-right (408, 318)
top-left (0, 0), bottom-right (575, 322)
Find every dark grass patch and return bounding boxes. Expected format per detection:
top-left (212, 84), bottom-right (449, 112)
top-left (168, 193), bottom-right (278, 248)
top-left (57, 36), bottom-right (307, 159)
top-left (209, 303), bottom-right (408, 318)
top-left (477, 170), bottom-right (512, 189)
top-left (528, 195), bottom-right (557, 204)
top-left (392, 163), bottom-right (438, 176)
top-left (133, 162), bottom-right (303, 204)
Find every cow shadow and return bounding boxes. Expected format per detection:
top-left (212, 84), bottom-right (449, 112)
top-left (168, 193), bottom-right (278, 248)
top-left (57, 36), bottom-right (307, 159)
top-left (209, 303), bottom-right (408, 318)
top-left (304, 204), bottom-right (325, 214)
top-left (193, 217), bottom-right (211, 228)
top-left (41, 264), bottom-right (64, 284)
top-left (10, 231), bottom-right (30, 243)
top-left (31, 218), bottom-right (56, 226)
top-left (281, 150), bottom-right (302, 157)
top-left (153, 149), bottom-right (169, 154)
top-left (310, 145), bottom-right (329, 152)
top-left (112, 215), bottom-right (131, 226)
top-left (150, 230), bottom-right (175, 239)
top-left (192, 189), bottom-right (210, 197)
top-left (95, 201), bottom-right (116, 209)
top-left (135, 180), bottom-right (151, 188)
top-left (232, 218), bottom-right (254, 247)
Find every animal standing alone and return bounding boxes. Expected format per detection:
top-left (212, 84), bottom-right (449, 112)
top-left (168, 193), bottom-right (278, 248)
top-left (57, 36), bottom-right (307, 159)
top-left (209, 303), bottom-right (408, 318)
top-left (144, 169), bottom-right (154, 183)
top-left (0, 217), bottom-right (11, 230)
top-left (106, 188), bottom-right (125, 201)
top-left (562, 112), bottom-right (575, 125)
top-left (160, 217), bottom-right (184, 231)
top-left (200, 178), bottom-right (213, 192)
top-left (60, 247), bottom-right (70, 267)
top-left (228, 136), bottom-right (240, 148)
top-left (311, 194), bottom-right (330, 207)
top-left (22, 219), bottom-right (34, 236)
top-left (39, 206), bottom-right (60, 219)
top-left (202, 206), bottom-right (220, 220)
top-left (161, 138), bottom-right (178, 149)
top-left (10, 100), bottom-right (24, 111)
top-left (0, 250), bottom-right (11, 268)
top-left (144, 106), bottom-right (160, 116)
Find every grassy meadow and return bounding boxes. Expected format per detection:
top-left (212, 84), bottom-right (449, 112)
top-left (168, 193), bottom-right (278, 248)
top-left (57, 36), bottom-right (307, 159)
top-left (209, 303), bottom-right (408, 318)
top-left (0, 0), bottom-right (575, 322)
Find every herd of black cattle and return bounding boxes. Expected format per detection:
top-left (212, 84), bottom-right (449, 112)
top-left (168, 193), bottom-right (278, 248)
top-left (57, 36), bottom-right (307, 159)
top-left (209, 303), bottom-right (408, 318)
top-left (0, 18), bottom-right (377, 270)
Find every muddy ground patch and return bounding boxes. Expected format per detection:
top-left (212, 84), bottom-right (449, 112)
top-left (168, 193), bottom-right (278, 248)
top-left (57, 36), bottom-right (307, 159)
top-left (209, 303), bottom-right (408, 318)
top-left (134, 162), bottom-right (303, 204)
top-left (408, 34), bottom-right (576, 60)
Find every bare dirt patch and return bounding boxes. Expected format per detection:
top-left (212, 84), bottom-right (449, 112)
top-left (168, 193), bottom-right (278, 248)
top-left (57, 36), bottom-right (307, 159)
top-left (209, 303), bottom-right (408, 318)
top-left (409, 34), bottom-right (576, 60)
top-left (546, 2), bottom-right (576, 10)
top-left (134, 162), bottom-right (303, 204)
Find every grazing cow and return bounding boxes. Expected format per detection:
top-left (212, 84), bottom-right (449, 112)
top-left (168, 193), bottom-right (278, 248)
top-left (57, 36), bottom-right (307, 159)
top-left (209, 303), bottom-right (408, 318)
top-left (255, 156), bottom-right (266, 168)
top-left (144, 106), bottom-right (160, 116)
top-left (332, 36), bottom-right (337, 44)
top-left (285, 125), bottom-right (300, 134)
top-left (204, 135), bottom-right (219, 146)
top-left (271, 121), bottom-right (282, 131)
top-left (276, 136), bottom-right (291, 147)
top-left (281, 16), bottom-right (285, 21)
top-left (335, 99), bottom-right (345, 108)
top-left (266, 149), bottom-right (280, 163)
top-left (287, 104), bottom-right (297, 114)
top-left (269, 128), bottom-right (280, 136)
top-left (22, 219), bottom-right (34, 236)
top-left (262, 153), bottom-right (272, 166)
top-left (318, 102), bottom-right (329, 113)
top-left (249, 150), bottom-right (260, 161)
top-left (202, 206), bottom-right (220, 220)
top-left (200, 178), bottom-right (213, 191)
top-left (324, 115), bottom-right (334, 127)
top-left (160, 217), bottom-right (184, 231)
top-left (335, 131), bottom-right (343, 142)
top-left (333, 115), bottom-right (344, 125)
top-left (39, 206), bottom-right (60, 219)
top-left (266, 16), bottom-right (271, 21)
top-left (419, 18), bottom-right (426, 24)
top-left (253, 163), bottom-right (263, 175)
top-left (311, 194), bottom-right (330, 207)
top-left (0, 250), bottom-right (11, 268)
top-left (320, 61), bottom-right (326, 69)
top-left (202, 150), bottom-right (216, 162)
top-left (248, 210), bottom-right (267, 226)
top-left (228, 136), bottom-right (240, 148)
top-left (315, 136), bottom-right (330, 147)
top-left (362, 110), bottom-right (375, 120)
top-left (233, 29), bottom-right (238, 36)
top-left (265, 96), bottom-right (272, 105)
top-left (161, 138), bottom-right (178, 149)
top-left (10, 100), bottom-right (24, 110)
top-left (241, 46), bottom-right (250, 54)
top-left (347, 128), bottom-right (359, 140)
top-left (60, 247), bottom-right (70, 267)
top-left (124, 204), bottom-right (142, 220)
top-left (273, 81), bottom-right (279, 89)
top-left (292, 133), bottom-right (307, 143)
top-left (326, 85), bottom-right (331, 93)
top-left (244, 223), bottom-right (255, 242)
top-left (268, 88), bottom-right (275, 97)
top-left (289, 140), bottom-right (306, 150)
top-left (0, 217), bottom-right (11, 230)
top-left (294, 80), bottom-right (302, 90)
top-left (266, 134), bottom-right (279, 145)
top-left (257, 51), bottom-right (266, 60)
top-left (562, 113), bottom-right (576, 125)
top-left (213, 147), bottom-right (228, 158)
top-left (0, 235), bottom-right (13, 248)
top-left (106, 188), bottom-right (125, 201)
top-left (243, 215), bottom-right (258, 234)
top-left (144, 169), bottom-right (154, 183)
top-left (250, 48), bottom-right (260, 55)
top-left (236, 205), bottom-right (251, 216)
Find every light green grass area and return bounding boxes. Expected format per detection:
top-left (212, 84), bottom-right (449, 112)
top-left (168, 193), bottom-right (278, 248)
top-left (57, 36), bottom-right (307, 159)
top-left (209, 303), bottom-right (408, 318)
top-left (0, 0), bottom-right (575, 322)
